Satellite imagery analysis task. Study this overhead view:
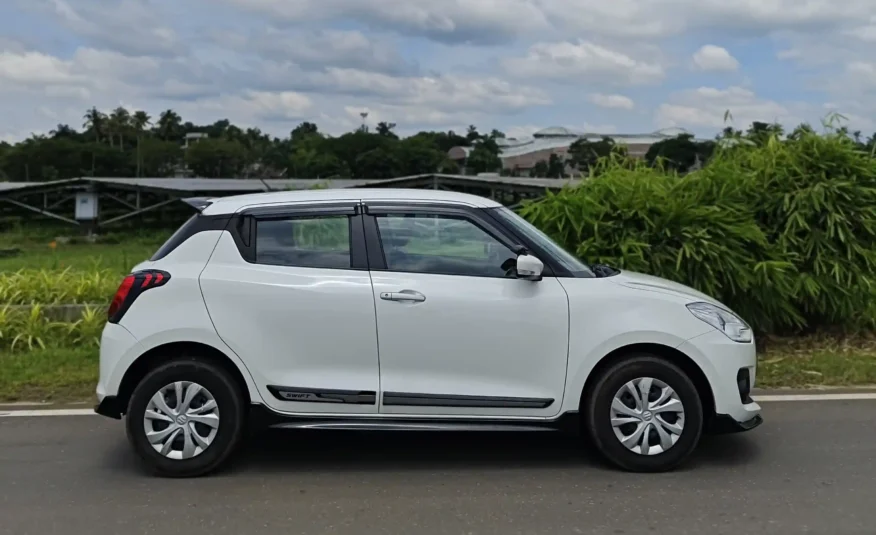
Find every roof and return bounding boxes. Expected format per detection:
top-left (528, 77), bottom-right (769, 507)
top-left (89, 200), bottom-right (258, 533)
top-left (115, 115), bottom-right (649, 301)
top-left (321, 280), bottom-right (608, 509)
top-left (201, 188), bottom-right (504, 215)
top-left (0, 182), bottom-right (33, 192)
top-left (453, 127), bottom-right (704, 159)
top-left (534, 126), bottom-right (584, 137)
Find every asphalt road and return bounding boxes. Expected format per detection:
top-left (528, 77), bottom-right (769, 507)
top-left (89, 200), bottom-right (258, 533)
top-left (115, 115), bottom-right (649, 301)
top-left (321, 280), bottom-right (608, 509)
top-left (2, 400), bottom-right (876, 535)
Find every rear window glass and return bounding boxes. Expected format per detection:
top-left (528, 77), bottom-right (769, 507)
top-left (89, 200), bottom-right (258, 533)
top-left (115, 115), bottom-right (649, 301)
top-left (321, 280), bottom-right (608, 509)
top-left (255, 215), bottom-right (351, 269)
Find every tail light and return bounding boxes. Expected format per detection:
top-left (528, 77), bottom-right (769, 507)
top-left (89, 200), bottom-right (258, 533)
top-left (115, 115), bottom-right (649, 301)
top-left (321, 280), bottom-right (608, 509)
top-left (107, 270), bottom-right (171, 323)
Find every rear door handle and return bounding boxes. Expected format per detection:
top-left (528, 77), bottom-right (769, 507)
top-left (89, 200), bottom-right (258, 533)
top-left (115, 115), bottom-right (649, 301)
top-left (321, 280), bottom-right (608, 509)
top-left (380, 290), bottom-right (426, 302)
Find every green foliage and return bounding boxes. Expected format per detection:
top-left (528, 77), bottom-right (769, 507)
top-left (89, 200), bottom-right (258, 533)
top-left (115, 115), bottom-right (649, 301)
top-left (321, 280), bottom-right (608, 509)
top-left (645, 134), bottom-right (715, 172)
top-left (0, 305), bottom-right (106, 352)
top-left (520, 127), bottom-right (876, 334)
top-left (0, 268), bottom-right (119, 305)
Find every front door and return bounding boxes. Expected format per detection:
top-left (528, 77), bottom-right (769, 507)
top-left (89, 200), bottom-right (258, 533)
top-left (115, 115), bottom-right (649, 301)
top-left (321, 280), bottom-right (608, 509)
top-left (364, 203), bottom-right (570, 418)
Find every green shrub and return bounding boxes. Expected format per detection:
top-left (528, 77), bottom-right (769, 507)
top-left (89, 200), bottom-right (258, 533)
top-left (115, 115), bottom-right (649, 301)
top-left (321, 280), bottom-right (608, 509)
top-left (0, 305), bottom-right (105, 352)
top-left (0, 268), bottom-right (119, 305)
top-left (520, 128), bottom-right (876, 334)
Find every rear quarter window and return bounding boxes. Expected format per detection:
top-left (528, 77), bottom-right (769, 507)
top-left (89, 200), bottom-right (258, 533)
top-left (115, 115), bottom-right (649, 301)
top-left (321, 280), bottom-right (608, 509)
top-left (150, 214), bottom-right (229, 261)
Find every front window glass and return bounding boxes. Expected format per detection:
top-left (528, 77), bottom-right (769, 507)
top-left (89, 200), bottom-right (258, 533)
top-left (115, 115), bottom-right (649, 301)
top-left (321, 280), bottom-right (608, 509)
top-left (376, 213), bottom-right (516, 278)
top-left (489, 207), bottom-right (594, 277)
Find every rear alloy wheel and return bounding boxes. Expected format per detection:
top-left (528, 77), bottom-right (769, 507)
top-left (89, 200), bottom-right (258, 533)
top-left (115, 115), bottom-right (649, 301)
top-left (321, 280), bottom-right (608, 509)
top-left (143, 381), bottom-right (220, 460)
top-left (126, 358), bottom-right (245, 477)
top-left (585, 355), bottom-right (703, 472)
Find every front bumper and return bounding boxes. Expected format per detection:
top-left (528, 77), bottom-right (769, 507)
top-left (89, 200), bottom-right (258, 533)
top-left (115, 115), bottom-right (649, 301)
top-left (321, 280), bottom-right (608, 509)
top-left (709, 413), bottom-right (763, 434)
top-left (677, 329), bottom-right (762, 425)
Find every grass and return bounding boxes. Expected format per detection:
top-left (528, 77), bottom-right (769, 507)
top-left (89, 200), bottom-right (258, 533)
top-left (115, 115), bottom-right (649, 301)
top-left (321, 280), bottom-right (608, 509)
top-left (0, 230), bottom-right (168, 274)
top-left (0, 345), bottom-right (97, 402)
top-left (1, 337), bottom-right (875, 403)
top-left (756, 334), bottom-right (876, 388)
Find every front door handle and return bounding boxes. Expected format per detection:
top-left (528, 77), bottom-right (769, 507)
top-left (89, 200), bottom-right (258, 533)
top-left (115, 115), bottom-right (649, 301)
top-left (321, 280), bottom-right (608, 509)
top-left (380, 290), bottom-right (426, 302)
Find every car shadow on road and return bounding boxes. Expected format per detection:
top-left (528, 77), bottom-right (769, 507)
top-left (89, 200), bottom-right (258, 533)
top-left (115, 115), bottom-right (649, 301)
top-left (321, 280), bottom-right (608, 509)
top-left (210, 428), bottom-right (762, 475)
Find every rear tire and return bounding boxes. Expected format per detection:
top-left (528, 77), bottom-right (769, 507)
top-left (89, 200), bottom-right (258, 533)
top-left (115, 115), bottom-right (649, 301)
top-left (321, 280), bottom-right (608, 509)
top-left (125, 357), bottom-right (246, 478)
top-left (584, 354), bottom-right (703, 472)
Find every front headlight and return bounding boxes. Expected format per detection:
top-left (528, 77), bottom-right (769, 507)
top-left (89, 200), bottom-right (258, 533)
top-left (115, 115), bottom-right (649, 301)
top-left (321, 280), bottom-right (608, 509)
top-left (686, 302), bottom-right (752, 343)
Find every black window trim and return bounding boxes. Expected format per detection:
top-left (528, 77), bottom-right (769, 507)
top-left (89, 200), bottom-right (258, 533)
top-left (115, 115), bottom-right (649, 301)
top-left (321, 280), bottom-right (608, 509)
top-left (361, 201), bottom-right (557, 278)
top-left (230, 202), bottom-right (368, 271)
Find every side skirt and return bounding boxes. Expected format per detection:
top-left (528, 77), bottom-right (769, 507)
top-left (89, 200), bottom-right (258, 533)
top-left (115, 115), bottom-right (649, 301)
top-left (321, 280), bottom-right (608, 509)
top-left (248, 404), bottom-right (581, 434)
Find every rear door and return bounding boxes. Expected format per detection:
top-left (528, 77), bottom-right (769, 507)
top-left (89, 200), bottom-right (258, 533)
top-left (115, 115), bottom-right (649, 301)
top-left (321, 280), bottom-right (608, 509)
top-left (200, 202), bottom-right (381, 415)
top-left (363, 202), bottom-right (570, 418)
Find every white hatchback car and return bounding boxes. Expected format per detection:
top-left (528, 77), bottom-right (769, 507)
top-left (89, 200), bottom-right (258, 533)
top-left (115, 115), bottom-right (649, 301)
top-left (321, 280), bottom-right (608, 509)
top-left (95, 188), bottom-right (762, 477)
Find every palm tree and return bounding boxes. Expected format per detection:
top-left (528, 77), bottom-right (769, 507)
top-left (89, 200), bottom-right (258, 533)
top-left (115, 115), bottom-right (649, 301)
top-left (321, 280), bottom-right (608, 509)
top-left (132, 110), bottom-right (151, 132)
top-left (132, 111), bottom-right (152, 177)
top-left (109, 107), bottom-right (132, 151)
top-left (82, 107), bottom-right (106, 143)
top-left (156, 109), bottom-right (182, 141)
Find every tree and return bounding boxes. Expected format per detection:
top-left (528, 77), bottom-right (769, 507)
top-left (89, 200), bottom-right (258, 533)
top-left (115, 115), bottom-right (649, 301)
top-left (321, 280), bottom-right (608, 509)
top-left (376, 122), bottom-right (398, 138)
top-left (185, 138), bottom-right (247, 177)
top-left (645, 134), bottom-right (715, 172)
top-left (354, 146), bottom-right (402, 178)
top-left (745, 121), bottom-right (783, 146)
top-left (395, 137), bottom-right (446, 176)
top-left (82, 107), bottom-right (106, 143)
top-left (291, 122), bottom-right (320, 141)
top-left (546, 153), bottom-right (566, 178)
top-left (132, 111), bottom-right (151, 132)
top-left (155, 109), bottom-right (183, 141)
top-left (109, 106), bottom-right (132, 150)
top-left (530, 160), bottom-right (549, 178)
top-left (568, 137), bottom-right (617, 172)
top-left (466, 144), bottom-right (502, 174)
top-left (139, 138), bottom-right (182, 177)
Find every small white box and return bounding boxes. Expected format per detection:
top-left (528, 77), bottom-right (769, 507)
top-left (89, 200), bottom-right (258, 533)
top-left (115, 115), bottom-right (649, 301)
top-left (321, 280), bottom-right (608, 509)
top-left (75, 192), bottom-right (99, 220)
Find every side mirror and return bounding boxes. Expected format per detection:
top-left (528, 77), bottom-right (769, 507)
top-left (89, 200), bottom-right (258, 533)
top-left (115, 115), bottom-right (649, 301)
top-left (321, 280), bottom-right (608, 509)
top-left (516, 253), bottom-right (543, 281)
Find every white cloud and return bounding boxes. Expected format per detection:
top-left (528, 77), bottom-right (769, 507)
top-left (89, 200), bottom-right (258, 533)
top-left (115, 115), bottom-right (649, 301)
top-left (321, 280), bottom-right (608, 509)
top-left (217, 28), bottom-right (413, 75)
top-left (25, 0), bottom-right (183, 57)
top-left (0, 50), bottom-right (78, 85)
top-left (655, 86), bottom-right (798, 129)
top-left (692, 45), bottom-right (739, 71)
top-left (218, 0), bottom-right (876, 42)
top-left (589, 93), bottom-right (635, 110)
top-left (502, 40), bottom-right (664, 86)
top-left (183, 91), bottom-right (313, 123)
top-left (218, 0), bottom-right (550, 44)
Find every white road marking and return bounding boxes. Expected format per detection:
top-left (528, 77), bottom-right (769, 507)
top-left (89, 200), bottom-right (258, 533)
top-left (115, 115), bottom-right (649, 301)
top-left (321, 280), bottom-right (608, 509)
top-left (0, 409), bottom-right (96, 417)
top-left (2, 392), bottom-right (876, 417)
top-left (752, 393), bottom-right (876, 402)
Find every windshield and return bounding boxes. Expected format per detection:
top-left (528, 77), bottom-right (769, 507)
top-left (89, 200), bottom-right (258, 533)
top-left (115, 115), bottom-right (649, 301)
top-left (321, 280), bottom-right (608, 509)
top-left (488, 207), bottom-right (594, 277)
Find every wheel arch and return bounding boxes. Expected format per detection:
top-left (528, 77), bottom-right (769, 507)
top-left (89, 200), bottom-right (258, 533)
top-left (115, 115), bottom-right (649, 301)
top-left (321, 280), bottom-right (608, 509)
top-left (577, 342), bottom-right (716, 423)
top-left (116, 341), bottom-right (253, 415)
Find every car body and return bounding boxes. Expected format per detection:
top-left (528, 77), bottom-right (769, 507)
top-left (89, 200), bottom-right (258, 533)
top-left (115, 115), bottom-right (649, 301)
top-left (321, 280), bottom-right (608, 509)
top-left (95, 188), bottom-right (762, 477)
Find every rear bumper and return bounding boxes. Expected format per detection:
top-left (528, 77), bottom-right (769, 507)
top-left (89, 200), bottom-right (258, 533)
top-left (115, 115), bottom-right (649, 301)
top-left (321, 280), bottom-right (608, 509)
top-left (94, 396), bottom-right (122, 419)
top-left (709, 413), bottom-right (763, 434)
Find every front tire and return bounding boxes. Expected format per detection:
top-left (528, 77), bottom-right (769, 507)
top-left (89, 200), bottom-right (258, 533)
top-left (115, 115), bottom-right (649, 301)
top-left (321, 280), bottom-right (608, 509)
top-left (584, 354), bottom-right (703, 472)
top-left (125, 358), bottom-right (246, 478)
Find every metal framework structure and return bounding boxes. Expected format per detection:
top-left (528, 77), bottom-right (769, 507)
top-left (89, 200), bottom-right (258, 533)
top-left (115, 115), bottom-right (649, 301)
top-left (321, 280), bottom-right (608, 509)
top-left (0, 174), bottom-right (582, 229)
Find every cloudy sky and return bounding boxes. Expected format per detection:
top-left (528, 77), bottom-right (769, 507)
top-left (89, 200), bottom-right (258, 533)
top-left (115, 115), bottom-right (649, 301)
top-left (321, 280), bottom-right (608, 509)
top-left (1, 0), bottom-right (875, 142)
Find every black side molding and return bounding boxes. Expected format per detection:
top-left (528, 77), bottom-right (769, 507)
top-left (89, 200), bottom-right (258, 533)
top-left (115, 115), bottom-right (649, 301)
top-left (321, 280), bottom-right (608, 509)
top-left (267, 386), bottom-right (376, 405)
top-left (382, 392), bottom-right (554, 409)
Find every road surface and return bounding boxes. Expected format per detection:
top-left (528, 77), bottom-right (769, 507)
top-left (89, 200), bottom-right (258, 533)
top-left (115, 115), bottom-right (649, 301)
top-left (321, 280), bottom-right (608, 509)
top-left (1, 398), bottom-right (875, 534)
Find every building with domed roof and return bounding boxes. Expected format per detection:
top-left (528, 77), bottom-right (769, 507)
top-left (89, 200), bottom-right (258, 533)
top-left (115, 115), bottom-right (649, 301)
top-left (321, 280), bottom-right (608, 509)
top-left (447, 126), bottom-right (704, 174)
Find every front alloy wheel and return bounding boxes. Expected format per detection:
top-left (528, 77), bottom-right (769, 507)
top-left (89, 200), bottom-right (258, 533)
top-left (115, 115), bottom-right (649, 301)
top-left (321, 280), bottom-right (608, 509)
top-left (585, 354), bottom-right (703, 472)
top-left (610, 377), bottom-right (685, 456)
